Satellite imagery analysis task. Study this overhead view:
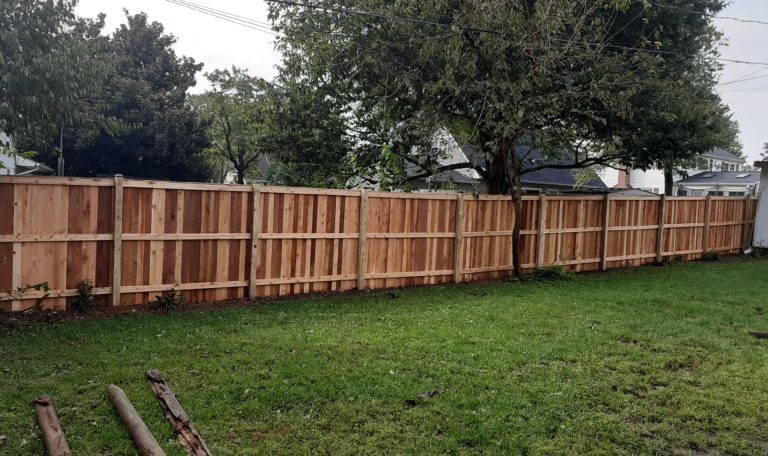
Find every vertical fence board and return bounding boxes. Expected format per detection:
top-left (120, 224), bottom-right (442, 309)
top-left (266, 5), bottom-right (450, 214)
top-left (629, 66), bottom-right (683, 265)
top-left (0, 177), bottom-right (755, 310)
top-left (453, 194), bottom-right (465, 283)
top-left (112, 177), bottom-right (124, 306)
top-left (600, 195), bottom-right (610, 270)
top-left (357, 190), bottom-right (368, 290)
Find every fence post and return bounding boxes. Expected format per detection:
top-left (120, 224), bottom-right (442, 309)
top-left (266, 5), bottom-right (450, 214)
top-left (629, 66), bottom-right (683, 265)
top-left (742, 194), bottom-right (752, 250)
top-left (11, 185), bottom-right (22, 311)
top-left (249, 184), bottom-right (261, 300)
top-left (453, 192), bottom-right (465, 283)
top-left (112, 175), bottom-right (124, 307)
top-left (702, 195), bottom-right (712, 254)
top-left (656, 195), bottom-right (666, 263)
top-left (357, 190), bottom-right (368, 290)
top-left (536, 194), bottom-right (547, 269)
top-left (600, 194), bottom-right (611, 270)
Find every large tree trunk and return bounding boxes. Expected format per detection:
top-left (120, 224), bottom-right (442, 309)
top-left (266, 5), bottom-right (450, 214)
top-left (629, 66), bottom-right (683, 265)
top-left (481, 138), bottom-right (524, 278)
top-left (486, 154), bottom-right (510, 195)
top-left (663, 165), bottom-right (674, 196)
top-left (509, 168), bottom-right (523, 278)
top-left (236, 167), bottom-right (245, 185)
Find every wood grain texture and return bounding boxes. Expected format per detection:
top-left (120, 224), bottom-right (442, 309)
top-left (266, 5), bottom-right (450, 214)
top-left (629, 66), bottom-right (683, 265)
top-left (0, 176), bottom-right (755, 310)
top-left (33, 396), bottom-right (72, 456)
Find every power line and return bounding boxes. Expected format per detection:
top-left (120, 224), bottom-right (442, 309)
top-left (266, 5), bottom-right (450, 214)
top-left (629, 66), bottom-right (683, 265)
top-left (646, 1), bottom-right (768, 26)
top-left (727, 80), bottom-right (768, 103)
top-left (718, 66), bottom-right (768, 86)
top-left (170, 0), bottom-right (274, 28)
top-left (266, 0), bottom-right (768, 67)
top-left (165, 0), bottom-right (279, 35)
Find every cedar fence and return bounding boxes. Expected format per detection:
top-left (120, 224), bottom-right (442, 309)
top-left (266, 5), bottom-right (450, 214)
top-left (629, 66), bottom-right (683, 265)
top-left (0, 176), bottom-right (757, 311)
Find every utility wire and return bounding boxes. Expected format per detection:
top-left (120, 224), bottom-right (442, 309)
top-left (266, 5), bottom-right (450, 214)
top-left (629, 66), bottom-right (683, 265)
top-left (718, 66), bottom-right (768, 86)
top-left (727, 79), bottom-right (768, 103)
top-left (266, 0), bottom-right (768, 67)
top-left (170, 0), bottom-right (275, 28)
top-left (646, 1), bottom-right (768, 26)
top-left (165, 0), bottom-right (279, 35)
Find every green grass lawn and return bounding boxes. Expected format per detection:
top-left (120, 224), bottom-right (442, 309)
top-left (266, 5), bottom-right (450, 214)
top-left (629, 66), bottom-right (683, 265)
top-left (2, 261), bottom-right (768, 455)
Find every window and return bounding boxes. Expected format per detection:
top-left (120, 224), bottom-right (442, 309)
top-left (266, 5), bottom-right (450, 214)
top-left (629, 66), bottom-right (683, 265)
top-left (677, 189), bottom-right (688, 196)
top-left (729, 191), bottom-right (745, 196)
top-left (708, 191), bottom-right (724, 196)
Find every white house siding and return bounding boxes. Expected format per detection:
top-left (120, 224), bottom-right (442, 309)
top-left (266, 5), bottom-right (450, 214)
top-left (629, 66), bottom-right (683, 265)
top-left (628, 169), bottom-right (665, 194)
top-left (602, 167), bottom-right (665, 193)
top-left (601, 168), bottom-right (619, 187)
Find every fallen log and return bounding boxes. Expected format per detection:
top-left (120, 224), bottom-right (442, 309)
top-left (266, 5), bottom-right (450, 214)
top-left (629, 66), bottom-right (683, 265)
top-left (32, 396), bottom-right (71, 456)
top-left (748, 331), bottom-right (768, 339)
top-left (107, 385), bottom-right (166, 456)
top-left (146, 370), bottom-right (212, 456)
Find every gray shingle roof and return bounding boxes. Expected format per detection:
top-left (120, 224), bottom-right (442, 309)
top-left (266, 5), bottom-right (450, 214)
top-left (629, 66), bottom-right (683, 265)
top-left (702, 148), bottom-right (745, 163)
top-left (677, 171), bottom-right (759, 185)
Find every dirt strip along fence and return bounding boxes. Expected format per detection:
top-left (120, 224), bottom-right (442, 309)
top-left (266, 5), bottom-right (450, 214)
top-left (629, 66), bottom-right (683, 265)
top-left (0, 176), bottom-right (757, 311)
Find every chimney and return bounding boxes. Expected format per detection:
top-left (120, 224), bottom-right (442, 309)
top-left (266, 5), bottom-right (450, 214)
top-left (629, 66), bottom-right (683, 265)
top-left (613, 167), bottom-right (631, 189)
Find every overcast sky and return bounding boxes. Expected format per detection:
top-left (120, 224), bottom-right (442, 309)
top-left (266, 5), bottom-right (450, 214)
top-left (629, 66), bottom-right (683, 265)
top-left (75, 0), bottom-right (768, 164)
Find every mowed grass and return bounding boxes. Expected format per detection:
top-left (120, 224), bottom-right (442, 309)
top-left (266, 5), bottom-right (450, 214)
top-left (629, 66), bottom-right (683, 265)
top-left (2, 261), bottom-right (768, 455)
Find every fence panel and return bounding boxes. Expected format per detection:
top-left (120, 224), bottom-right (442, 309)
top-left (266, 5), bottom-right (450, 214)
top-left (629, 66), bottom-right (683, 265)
top-left (0, 176), bottom-right (758, 311)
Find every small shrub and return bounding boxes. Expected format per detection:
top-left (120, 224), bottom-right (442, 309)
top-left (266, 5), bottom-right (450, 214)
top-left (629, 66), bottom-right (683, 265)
top-left (748, 247), bottom-right (768, 259)
top-left (151, 289), bottom-right (186, 310)
top-left (666, 255), bottom-right (685, 264)
top-left (532, 265), bottom-right (573, 281)
top-left (701, 251), bottom-right (720, 262)
top-left (70, 279), bottom-right (94, 312)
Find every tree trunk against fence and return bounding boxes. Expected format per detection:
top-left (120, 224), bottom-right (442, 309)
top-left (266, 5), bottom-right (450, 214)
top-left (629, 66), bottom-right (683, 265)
top-left (664, 166), bottom-right (675, 196)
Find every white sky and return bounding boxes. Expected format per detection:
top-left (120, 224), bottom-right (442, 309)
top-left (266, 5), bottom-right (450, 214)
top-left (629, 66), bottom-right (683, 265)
top-left (76, 0), bottom-right (768, 164)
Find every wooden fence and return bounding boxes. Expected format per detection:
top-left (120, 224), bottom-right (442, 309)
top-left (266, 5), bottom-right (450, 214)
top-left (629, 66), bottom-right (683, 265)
top-left (0, 176), bottom-right (757, 311)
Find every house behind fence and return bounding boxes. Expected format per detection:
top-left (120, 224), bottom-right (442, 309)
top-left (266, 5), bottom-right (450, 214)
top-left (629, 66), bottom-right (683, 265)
top-left (0, 176), bottom-right (756, 311)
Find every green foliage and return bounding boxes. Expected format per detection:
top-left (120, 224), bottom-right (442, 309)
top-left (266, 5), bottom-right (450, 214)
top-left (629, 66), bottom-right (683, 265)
top-left (268, 0), bottom-right (729, 276)
top-left (191, 67), bottom-right (270, 184)
top-left (532, 265), bottom-right (574, 281)
top-left (701, 251), bottom-right (721, 262)
top-left (261, 78), bottom-right (355, 188)
top-left (70, 279), bottom-right (95, 312)
top-left (23, 12), bottom-right (211, 181)
top-left (0, 0), bottom-right (113, 147)
top-left (150, 289), bottom-right (186, 310)
top-left (748, 247), bottom-right (768, 259)
top-left (15, 282), bottom-right (50, 294)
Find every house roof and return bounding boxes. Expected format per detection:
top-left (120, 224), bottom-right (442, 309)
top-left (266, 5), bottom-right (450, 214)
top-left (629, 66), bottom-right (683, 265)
top-left (455, 144), bottom-right (607, 189)
top-left (522, 167), bottom-right (606, 188)
top-left (561, 188), bottom-right (658, 197)
top-left (702, 148), bottom-right (745, 164)
top-left (676, 170), bottom-right (759, 186)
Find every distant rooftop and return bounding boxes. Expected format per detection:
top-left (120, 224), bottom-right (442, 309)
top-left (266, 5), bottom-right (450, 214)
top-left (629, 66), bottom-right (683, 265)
top-left (702, 148), bottom-right (745, 164)
top-left (677, 171), bottom-right (759, 185)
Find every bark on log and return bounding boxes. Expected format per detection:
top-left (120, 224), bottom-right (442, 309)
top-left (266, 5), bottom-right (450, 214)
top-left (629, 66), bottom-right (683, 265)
top-left (33, 396), bottom-right (72, 456)
top-left (146, 370), bottom-right (212, 456)
top-left (107, 385), bottom-right (166, 456)
top-left (748, 331), bottom-right (768, 339)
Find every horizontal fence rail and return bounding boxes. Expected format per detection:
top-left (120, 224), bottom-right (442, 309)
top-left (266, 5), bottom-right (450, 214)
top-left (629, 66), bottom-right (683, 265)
top-left (0, 176), bottom-right (757, 311)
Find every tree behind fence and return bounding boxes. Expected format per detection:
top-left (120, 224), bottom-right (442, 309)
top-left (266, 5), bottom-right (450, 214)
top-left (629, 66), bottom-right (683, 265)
top-left (0, 177), bottom-right (756, 311)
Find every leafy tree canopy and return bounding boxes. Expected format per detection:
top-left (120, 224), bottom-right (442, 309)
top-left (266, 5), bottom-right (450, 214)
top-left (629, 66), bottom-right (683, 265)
top-left (191, 67), bottom-right (270, 184)
top-left (22, 11), bottom-right (211, 181)
top-left (268, 0), bottom-right (734, 275)
top-left (0, 0), bottom-right (112, 147)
